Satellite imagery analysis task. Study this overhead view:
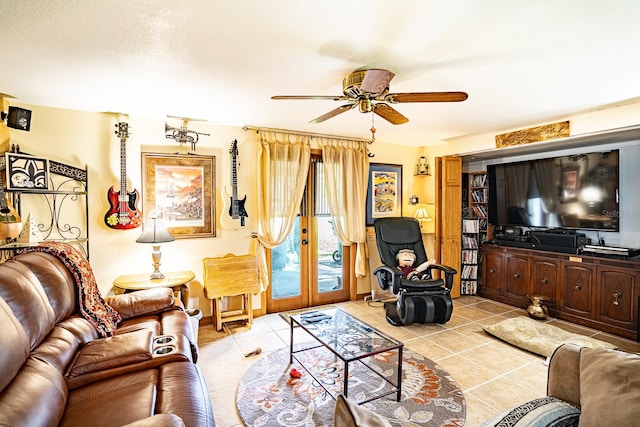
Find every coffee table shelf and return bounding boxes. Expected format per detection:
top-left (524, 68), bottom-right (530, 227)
top-left (289, 307), bottom-right (403, 404)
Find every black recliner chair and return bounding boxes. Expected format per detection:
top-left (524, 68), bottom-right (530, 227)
top-left (373, 217), bottom-right (457, 326)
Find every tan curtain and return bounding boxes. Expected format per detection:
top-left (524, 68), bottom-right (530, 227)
top-left (319, 138), bottom-right (369, 278)
top-left (256, 131), bottom-right (311, 291)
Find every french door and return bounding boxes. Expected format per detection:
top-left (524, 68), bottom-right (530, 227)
top-left (266, 155), bottom-right (349, 313)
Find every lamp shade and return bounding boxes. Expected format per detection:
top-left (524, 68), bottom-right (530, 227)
top-left (136, 217), bottom-right (175, 244)
top-left (413, 204), bottom-right (432, 222)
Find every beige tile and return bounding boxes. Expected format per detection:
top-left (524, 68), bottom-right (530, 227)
top-left (474, 300), bottom-right (519, 315)
top-left (438, 312), bottom-right (474, 329)
top-left (403, 321), bottom-right (447, 337)
top-left (195, 295), bottom-right (635, 426)
top-left (233, 330), bottom-right (287, 355)
top-left (450, 322), bottom-right (497, 343)
top-left (210, 387), bottom-right (243, 427)
top-left (467, 376), bottom-right (543, 413)
top-left (200, 359), bottom-right (248, 392)
top-left (464, 393), bottom-right (502, 427)
top-left (454, 305), bottom-right (495, 321)
top-left (504, 360), bottom-right (549, 395)
top-left (436, 355), bottom-right (499, 391)
top-left (458, 343), bottom-right (532, 375)
top-left (404, 337), bottom-right (454, 361)
top-left (424, 329), bottom-right (485, 353)
top-left (485, 339), bottom-right (545, 363)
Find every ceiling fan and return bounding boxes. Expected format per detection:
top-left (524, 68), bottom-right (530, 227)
top-left (271, 68), bottom-right (468, 125)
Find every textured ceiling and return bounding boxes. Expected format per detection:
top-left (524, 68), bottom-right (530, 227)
top-left (1, 0), bottom-right (640, 146)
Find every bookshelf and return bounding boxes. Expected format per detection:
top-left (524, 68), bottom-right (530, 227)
top-left (461, 218), bottom-right (479, 295)
top-left (469, 172), bottom-right (488, 243)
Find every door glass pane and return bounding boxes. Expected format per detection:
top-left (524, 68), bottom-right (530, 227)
top-left (271, 217), bottom-right (301, 299)
top-left (317, 216), bottom-right (342, 293)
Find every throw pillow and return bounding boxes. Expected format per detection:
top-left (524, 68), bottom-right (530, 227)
top-left (479, 397), bottom-right (579, 427)
top-left (578, 347), bottom-right (640, 427)
top-left (333, 395), bottom-right (392, 427)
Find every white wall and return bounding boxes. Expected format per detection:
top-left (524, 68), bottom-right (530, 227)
top-left (6, 100), bottom-right (640, 315)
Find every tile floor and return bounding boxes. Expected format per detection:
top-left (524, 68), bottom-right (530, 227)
top-left (196, 296), bottom-right (640, 426)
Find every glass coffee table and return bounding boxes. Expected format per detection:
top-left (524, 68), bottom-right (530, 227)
top-left (289, 307), bottom-right (403, 404)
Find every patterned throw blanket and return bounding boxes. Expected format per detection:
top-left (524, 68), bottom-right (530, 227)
top-left (19, 242), bottom-right (120, 337)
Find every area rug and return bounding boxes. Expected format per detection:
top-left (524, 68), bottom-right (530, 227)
top-left (236, 345), bottom-right (466, 426)
top-left (483, 316), bottom-right (618, 358)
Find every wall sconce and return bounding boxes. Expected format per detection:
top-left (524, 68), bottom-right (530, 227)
top-left (415, 156), bottom-right (430, 176)
top-left (413, 204), bottom-right (432, 233)
top-left (136, 216), bottom-right (175, 279)
top-left (1, 106), bottom-right (32, 131)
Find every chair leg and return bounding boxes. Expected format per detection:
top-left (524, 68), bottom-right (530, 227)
top-left (212, 297), bottom-right (223, 332)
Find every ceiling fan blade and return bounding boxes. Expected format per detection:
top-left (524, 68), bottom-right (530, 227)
top-left (272, 95), bottom-right (347, 101)
top-left (373, 103), bottom-right (409, 125)
top-left (386, 92), bottom-right (469, 103)
top-left (360, 69), bottom-right (395, 94)
top-left (310, 104), bottom-right (355, 123)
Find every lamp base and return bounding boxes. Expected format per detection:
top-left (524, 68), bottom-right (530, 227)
top-left (150, 270), bottom-right (165, 280)
top-left (149, 245), bottom-right (165, 280)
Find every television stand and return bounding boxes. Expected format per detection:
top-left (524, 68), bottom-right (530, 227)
top-left (480, 243), bottom-right (640, 341)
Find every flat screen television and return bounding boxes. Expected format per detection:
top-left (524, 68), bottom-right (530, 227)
top-left (487, 149), bottom-right (620, 231)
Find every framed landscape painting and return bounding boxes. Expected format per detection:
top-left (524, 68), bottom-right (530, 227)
top-left (366, 163), bottom-right (402, 226)
top-left (142, 153), bottom-right (216, 238)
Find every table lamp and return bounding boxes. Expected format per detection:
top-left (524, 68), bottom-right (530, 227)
top-left (413, 204), bottom-right (432, 233)
top-left (136, 216), bottom-right (174, 279)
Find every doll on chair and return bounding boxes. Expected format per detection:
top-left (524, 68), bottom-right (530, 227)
top-left (396, 248), bottom-right (436, 281)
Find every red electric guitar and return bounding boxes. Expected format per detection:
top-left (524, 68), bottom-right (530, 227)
top-left (104, 122), bottom-right (142, 229)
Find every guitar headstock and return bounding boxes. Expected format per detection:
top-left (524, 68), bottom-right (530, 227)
top-left (115, 122), bottom-right (130, 140)
top-left (229, 139), bottom-right (238, 155)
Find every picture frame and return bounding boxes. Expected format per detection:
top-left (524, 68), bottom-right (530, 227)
top-left (142, 153), bottom-right (216, 238)
top-left (5, 153), bottom-right (49, 190)
top-left (561, 166), bottom-right (580, 202)
top-left (366, 163), bottom-right (402, 226)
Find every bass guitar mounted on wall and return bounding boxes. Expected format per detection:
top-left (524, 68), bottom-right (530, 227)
top-left (220, 139), bottom-right (248, 229)
top-left (104, 122), bottom-right (142, 229)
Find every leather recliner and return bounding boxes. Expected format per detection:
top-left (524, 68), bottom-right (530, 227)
top-left (0, 249), bottom-right (215, 427)
top-left (373, 217), bottom-right (457, 326)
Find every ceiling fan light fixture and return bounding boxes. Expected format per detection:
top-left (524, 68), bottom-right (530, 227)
top-left (359, 99), bottom-right (373, 113)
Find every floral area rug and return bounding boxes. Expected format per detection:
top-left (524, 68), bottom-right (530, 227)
top-left (236, 345), bottom-right (466, 426)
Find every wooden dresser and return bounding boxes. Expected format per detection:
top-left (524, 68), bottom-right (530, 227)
top-left (480, 244), bottom-right (640, 340)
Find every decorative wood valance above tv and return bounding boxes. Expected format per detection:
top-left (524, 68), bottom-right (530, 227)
top-left (487, 149), bottom-right (619, 232)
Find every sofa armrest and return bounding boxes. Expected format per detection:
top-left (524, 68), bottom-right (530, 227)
top-left (547, 343), bottom-right (582, 408)
top-left (120, 414), bottom-right (185, 427)
top-left (105, 288), bottom-right (176, 320)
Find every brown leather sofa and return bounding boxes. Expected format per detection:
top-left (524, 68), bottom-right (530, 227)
top-left (0, 250), bottom-right (215, 427)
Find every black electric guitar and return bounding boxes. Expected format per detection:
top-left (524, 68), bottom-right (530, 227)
top-left (104, 122), bottom-right (142, 229)
top-left (220, 139), bottom-right (248, 229)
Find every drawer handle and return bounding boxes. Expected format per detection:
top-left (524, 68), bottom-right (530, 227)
top-left (540, 277), bottom-right (548, 285)
top-left (513, 273), bottom-right (520, 279)
top-left (489, 268), bottom-right (495, 273)
top-left (613, 291), bottom-right (622, 306)
top-left (573, 283), bottom-right (582, 291)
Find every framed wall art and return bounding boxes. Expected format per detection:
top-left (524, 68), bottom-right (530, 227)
top-left (5, 153), bottom-right (49, 190)
top-left (366, 163), bottom-right (402, 226)
top-left (142, 153), bottom-right (216, 238)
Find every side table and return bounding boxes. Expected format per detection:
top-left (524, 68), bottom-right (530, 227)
top-left (113, 270), bottom-right (195, 307)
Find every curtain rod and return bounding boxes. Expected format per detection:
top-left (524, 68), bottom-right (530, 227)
top-left (242, 125), bottom-right (371, 144)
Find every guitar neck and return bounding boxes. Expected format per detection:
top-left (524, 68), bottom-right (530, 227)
top-left (231, 154), bottom-right (238, 199)
top-left (120, 136), bottom-right (127, 194)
